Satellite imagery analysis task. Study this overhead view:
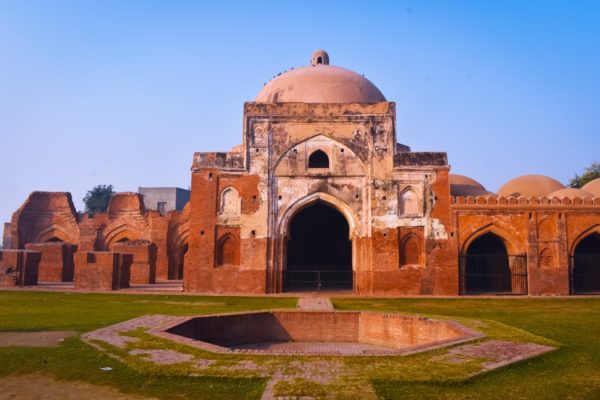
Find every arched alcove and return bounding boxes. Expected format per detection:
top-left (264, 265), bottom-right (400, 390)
top-left (216, 234), bottom-right (240, 266)
top-left (400, 189), bottom-right (420, 216)
top-left (400, 235), bottom-right (421, 266)
top-left (219, 187), bottom-right (240, 216)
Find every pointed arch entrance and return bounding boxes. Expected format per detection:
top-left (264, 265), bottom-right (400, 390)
top-left (460, 232), bottom-right (527, 295)
top-left (571, 232), bottom-right (600, 294)
top-left (284, 201), bottom-right (353, 291)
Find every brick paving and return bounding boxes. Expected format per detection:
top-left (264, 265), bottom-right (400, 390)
top-left (82, 314), bottom-right (179, 349)
top-left (441, 339), bottom-right (555, 370)
top-left (296, 297), bottom-right (334, 311)
top-left (129, 349), bottom-right (196, 365)
top-left (83, 313), bottom-right (556, 400)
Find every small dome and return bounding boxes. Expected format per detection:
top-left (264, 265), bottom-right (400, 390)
top-left (311, 49), bottom-right (329, 66)
top-left (107, 192), bottom-right (146, 217)
top-left (449, 174), bottom-right (493, 197)
top-left (256, 50), bottom-right (386, 103)
top-left (497, 174), bottom-right (564, 198)
top-left (548, 188), bottom-right (594, 199)
top-left (582, 177), bottom-right (600, 197)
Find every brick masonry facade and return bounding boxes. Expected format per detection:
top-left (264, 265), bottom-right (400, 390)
top-left (3, 52), bottom-right (600, 295)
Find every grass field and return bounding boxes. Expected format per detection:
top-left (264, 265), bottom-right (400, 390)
top-left (0, 291), bottom-right (296, 399)
top-left (333, 297), bottom-right (600, 400)
top-left (0, 291), bottom-right (598, 399)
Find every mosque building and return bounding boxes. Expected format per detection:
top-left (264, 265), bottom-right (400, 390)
top-left (3, 50), bottom-right (600, 295)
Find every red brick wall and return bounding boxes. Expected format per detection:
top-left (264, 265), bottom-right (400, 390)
top-left (453, 197), bottom-right (600, 295)
top-left (359, 313), bottom-right (463, 348)
top-left (25, 242), bottom-right (76, 282)
top-left (0, 250), bottom-right (40, 287)
top-left (112, 242), bottom-right (157, 284)
top-left (74, 251), bottom-right (131, 290)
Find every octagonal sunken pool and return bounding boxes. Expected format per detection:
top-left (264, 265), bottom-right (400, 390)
top-left (151, 311), bottom-right (483, 356)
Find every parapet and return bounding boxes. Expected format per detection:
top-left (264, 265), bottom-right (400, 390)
top-left (192, 152), bottom-right (244, 171)
top-left (451, 195), bottom-right (600, 207)
top-left (394, 152), bottom-right (448, 167)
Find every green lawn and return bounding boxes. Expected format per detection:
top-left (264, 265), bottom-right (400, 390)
top-left (333, 297), bottom-right (600, 400)
top-left (0, 291), bottom-right (598, 399)
top-left (0, 291), bottom-right (297, 399)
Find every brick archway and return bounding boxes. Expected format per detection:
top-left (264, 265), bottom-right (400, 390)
top-left (284, 201), bottom-right (352, 291)
top-left (273, 192), bottom-right (359, 293)
top-left (571, 231), bottom-right (600, 294)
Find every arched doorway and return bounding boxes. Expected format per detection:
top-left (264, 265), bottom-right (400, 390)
top-left (169, 243), bottom-right (187, 280)
top-left (462, 233), bottom-right (513, 294)
top-left (178, 243), bottom-right (188, 280)
top-left (572, 233), bottom-right (600, 294)
top-left (285, 202), bottom-right (352, 291)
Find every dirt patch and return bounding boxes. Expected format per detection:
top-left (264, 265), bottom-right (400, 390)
top-left (0, 375), bottom-right (155, 400)
top-left (0, 331), bottom-right (77, 347)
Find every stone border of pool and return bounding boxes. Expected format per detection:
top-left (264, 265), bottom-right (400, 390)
top-left (147, 310), bottom-right (485, 357)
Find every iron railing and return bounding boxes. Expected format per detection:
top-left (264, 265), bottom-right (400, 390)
top-left (285, 266), bottom-right (353, 291)
top-left (570, 255), bottom-right (600, 294)
top-left (459, 254), bottom-right (527, 295)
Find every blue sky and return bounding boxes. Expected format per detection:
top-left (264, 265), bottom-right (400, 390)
top-left (1, 1), bottom-right (599, 225)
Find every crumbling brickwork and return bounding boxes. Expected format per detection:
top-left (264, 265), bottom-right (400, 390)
top-left (112, 241), bottom-right (157, 284)
top-left (74, 251), bottom-right (131, 290)
top-left (0, 249), bottom-right (40, 287)
top-left (24, 242), bottom-right (76, 282)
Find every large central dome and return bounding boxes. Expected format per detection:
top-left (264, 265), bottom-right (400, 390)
top-left (255, 50), bottom-right (386, 103)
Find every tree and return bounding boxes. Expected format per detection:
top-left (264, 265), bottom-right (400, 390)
top-left (83, 184), bottom-right (114, 215)
top-left (568, 162), bottom-right (600, 188)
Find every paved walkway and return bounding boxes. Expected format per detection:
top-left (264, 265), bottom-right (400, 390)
top-left (296, 296), bottom-right (334, 311)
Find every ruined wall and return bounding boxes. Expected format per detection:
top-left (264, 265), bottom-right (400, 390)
top-left (8, 191), bottom-right (187, 283)
top-left (0, 249), bottom-right (40, 287)
top-left (3, 223), bottom-right (11, 249)
top-left (112, 241), bottom-right (156, 284)
top-left (74, 251), bottom-right (131, 290)
top-left (10, 192), bottom-right (80, 249)
top-left (185, 167), bottom-right (266, 294)
top-left (24, 242), bottom-right (76, 282)
top-left (167, 205), bottom-right (190, 280)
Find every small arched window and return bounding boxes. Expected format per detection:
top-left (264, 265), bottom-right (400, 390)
top-left (308, 150), bottom-right (329, 168)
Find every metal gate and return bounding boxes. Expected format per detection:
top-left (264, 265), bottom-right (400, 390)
top-left (459, 255), bottom-right (527, 295)
top-left (285, 266), bottom-right (353, 291)
top-left (570, 255), bottom-right (600, 294)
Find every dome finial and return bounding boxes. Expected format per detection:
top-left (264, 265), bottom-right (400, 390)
top-left (311, 49), bottom-right (329, 66)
